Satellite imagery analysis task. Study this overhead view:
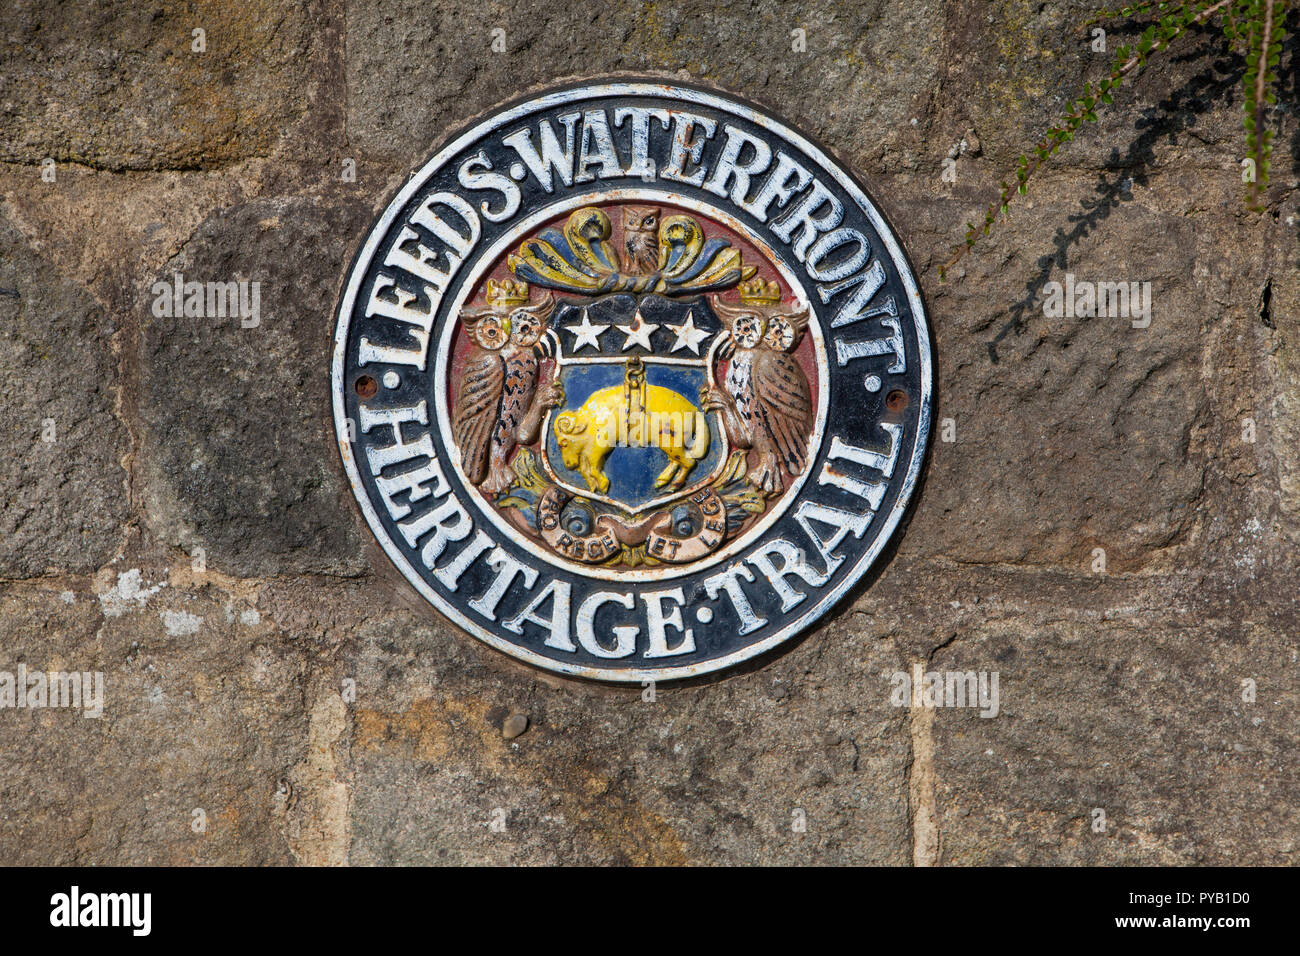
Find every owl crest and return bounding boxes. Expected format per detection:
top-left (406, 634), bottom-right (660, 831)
top-left (459, 286), bottom-right (555, 346)
top-left (711, 292), bottom-right (810, 353)
top-left (704, 286), bottom-right (813, 495)
top-left (453, 285), bottom-right (561, 493)
top-left (621, 205), bottom-right (661, 276)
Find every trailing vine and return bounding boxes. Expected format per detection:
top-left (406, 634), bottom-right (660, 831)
top-left (939, 0), bottom-right (1290, 280)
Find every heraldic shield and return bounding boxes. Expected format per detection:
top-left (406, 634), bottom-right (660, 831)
top-left (540, 293), bottom-right (728, 512)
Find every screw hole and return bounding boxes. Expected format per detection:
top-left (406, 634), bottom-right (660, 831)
top-left (355, 375), bottom-right (378, 399)
top-left (885, 389), bottom-right (908, 413)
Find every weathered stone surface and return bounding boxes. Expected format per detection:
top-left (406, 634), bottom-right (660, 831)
top-left (887, 175), bottom-right (1246, 571)
top-left (0, 572), bottom-right (308, 864)
top-left (0, 214), bottom-right (128, 576)
top-left (923, 0), bottom-right (1249, 172)
top-left (135, 192), bottom-right (371, 578)
top-left (1263, 242), bottom-right (1300, 547)
top-left (342, 603), bottom-right (911, 865)
top-left (843, 556), bottom-right (1300, 864)
top-left (344, 0), bottom-right (945, 168)
top-left (0, 0), bottom-right (337, 172)
top-left (926, 590), bottom-right (1299, 865)
top-left (0, 0), bottom-right (1296, 867)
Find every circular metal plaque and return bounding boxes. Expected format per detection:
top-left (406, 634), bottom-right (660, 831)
top-left (332, 79), bottom-right (932, 682)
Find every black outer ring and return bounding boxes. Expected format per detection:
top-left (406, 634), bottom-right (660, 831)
top-left (332, 75), bottom-right (936, 683)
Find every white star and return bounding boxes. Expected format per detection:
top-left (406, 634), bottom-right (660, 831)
top-left (666, 310), bottom-right (711, 355)
top-left (564, 309), bottom-right (609, 352)
top-left (617, 309), bottom-right (660, 351)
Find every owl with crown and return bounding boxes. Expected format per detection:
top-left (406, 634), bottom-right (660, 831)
top-left (453, 279), bottom-right (563, 495)
top-left (702, 277), bottom-right (813, 495)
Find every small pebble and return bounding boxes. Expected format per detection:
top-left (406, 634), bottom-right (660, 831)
top-left (503, 713), bottom-right (529, 739)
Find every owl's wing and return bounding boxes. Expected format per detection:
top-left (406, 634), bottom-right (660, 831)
top-left (752, 349), bottom-right (813, 472)
top-left (452, 349), bottom-right (504, 484)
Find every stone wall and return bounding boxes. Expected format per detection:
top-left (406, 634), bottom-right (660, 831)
top-left (0, 0), bottom-right (1295, 865)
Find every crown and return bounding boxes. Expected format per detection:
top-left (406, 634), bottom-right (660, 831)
top-left (738, 277), bottom-right (782, 305)
top-left (485, 278), bottom-right (530, 308)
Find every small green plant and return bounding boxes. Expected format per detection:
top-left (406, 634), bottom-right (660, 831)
top-left (939, 0), bottom-right (1290, 280)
